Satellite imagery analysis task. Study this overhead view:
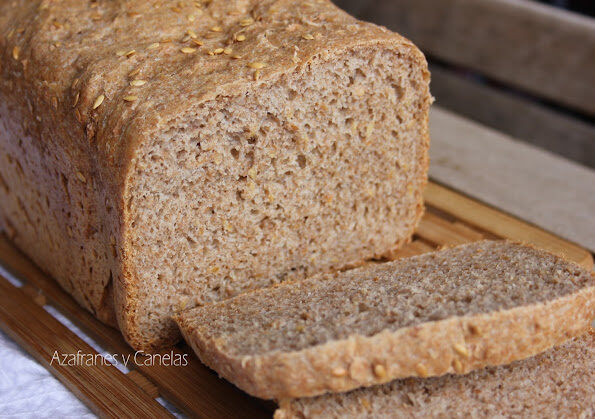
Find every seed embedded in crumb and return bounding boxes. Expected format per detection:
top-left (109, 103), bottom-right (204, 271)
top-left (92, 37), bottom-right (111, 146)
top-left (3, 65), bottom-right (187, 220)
top-left (331, 367), bottom-right (347, 377)
top-left (147, 42), bottom-right (160, 50)
top-left (125, 49), bottom-right (136, 57)
top-left (76, 171), bottom-right (86, 183)
top-left (213, 48), bottom-right (224, 54)
top-left (187, 29), bottom-right (197, 39)
top-left (253, 70), bottom-right (261, 81)
top-left (301, 33), bottom-right (314, 40)
top-left (210, 26), bottom-right (222, 32)
top-left (223, 47), bottom-right (232, 55)
top-left (187, 14), bottom-right (195, 22)
top-left (373, 364), bottom-right (387, 378)
top-left (181, 47), bottom-right (196, 54)
top-left (453, 343), bottom-right (470, 358)
top-left (130, 79), bottom-right (147, 87)
top-left (248, 61), bottom-right (267, 69)
top-left (239, 18), bottom-right (254, 27)
top-left (235, 34), bottom-right (246, 42)
top-left (231, 54), bottom-right (242, 59)
top-left (12, 46), bottom-right (20, 60)
top-left (123, 95), bottom-right (138, 102)
top-left (93, 94), bottom-right (105, 109)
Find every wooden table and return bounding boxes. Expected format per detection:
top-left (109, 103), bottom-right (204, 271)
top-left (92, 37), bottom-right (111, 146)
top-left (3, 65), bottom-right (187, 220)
top-left (0, 103), bottom-right (593, 417)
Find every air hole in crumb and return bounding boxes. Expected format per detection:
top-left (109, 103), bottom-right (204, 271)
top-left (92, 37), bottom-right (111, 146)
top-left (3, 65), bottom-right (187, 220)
top-left (230, 148), bottom-right (240, 159)
top-left (248, 136), bottom-right (257, 144)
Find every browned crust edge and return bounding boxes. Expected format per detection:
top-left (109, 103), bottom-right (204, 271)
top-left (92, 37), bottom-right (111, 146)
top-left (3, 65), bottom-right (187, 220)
top-left (177, 284), bottom-right (594, 399)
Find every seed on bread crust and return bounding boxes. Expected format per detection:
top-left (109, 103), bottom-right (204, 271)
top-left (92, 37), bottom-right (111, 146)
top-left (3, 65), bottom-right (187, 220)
top-left (453, 343), bottom-right (470, 358)
top-left (373, 364), bottom-right (387, 378)
top-left (415, 363), bottom-right (428, 377)
top-left (92, 94), bottom-right (105, 109)
top-left (248, 61), bottom-right (267, 69)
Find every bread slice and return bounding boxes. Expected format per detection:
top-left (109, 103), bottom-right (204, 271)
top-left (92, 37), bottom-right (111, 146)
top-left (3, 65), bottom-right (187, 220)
top-left (175, 240), bottom-right (594, 399)
top-left (0, 0), bottom-right (430, 351)
top-left (275, 330), bottom-right (595, 418)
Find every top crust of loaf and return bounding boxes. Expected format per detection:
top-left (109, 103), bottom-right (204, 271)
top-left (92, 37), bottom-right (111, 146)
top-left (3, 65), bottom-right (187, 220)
top-left (176, 241), bottom-right (595, 399)
top-left (1, 0), bottom-right (430, 350)
top-left (275, 330), bottom-right (595, 418)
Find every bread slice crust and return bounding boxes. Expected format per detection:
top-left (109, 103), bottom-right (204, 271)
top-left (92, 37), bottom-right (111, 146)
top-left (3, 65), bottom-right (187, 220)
top-left (275, 330), bottom-right (595, 418)
top-left (176, 241), bottom-right (595, 399)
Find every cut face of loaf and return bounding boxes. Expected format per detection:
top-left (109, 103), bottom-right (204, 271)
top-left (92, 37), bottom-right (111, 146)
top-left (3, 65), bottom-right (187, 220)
top-left (276, 330), bottom-right (595, 419)
top-left (175, 241), bottom-right (595, 399)
top-left (0, 1), bottom-right (431, 351)
top-left (129, 45), bottom-right (429, 349)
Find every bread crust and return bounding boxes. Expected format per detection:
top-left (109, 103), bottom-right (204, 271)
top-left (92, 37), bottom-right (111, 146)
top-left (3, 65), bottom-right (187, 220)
top-left (275, 330), bottom-right (595, 418)
top-left (0, 0), bottom-right (430, 350)
top-left (177, 284), bottom-right (594, 399)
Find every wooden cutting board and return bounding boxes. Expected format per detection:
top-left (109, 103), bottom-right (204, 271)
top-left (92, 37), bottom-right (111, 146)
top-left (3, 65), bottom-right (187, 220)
top-left (0, 181), bottom-right (592, 418)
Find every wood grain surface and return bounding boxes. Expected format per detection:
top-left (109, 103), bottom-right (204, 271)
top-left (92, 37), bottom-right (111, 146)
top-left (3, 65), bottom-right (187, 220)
top-left (0, 274), bottom-right (172, 418)
top-left (429, 65), bottom-right (595, 169)
top-left (429, 107), bottom-right (595, 254)
top-left (340, 0), bottom-right (595, 116)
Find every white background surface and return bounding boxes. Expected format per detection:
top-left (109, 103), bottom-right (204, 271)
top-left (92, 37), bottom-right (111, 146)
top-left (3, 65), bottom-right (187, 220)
top-left (0, 329), bottom-right (93, 418)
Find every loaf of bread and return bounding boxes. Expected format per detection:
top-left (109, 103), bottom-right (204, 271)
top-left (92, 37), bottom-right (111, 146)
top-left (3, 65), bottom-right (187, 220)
top-left (275, 330), bottom-right (595, 418)
top-left (175, 241), bottom-right (594, 399)
top-left (0, 0), bottom-right (431, 350)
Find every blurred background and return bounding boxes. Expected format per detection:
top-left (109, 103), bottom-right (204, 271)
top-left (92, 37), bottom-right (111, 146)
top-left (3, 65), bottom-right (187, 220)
top-left (334, 0), bottom-right (595, 168)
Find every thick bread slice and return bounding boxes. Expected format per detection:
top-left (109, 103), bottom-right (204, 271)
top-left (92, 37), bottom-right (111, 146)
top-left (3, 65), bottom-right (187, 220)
top-left (0, 0), bottom-right (431, 351)
top-left (276, 330), bottom-right (595, 418)
top-left (175, 240), bottom-right (594, 399)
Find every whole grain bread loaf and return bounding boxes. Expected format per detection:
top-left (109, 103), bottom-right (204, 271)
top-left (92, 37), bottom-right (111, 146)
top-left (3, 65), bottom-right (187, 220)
top-left (0, 0), bottom-right (431, 350)
top-left (175, 241), bottom-right (595, 399)
top-left (275, 330), bottom-right (595, 418)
